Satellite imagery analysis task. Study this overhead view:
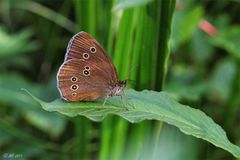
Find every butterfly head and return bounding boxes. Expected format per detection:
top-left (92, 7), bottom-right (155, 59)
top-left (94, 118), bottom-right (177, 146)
top-left (119, 80), bottom-right (127, 88)
top-left (110, 80), bottom-right (127, 96)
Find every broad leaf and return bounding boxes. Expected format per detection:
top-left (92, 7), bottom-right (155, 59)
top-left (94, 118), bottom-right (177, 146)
top-left (0, 27), bottom-right (38, 57)
top-left (24, 89), bottom-right (240, 158)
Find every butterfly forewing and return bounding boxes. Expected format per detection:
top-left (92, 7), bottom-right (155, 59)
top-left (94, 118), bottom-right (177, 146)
top-left (64, 32), bottom-right (118, 82)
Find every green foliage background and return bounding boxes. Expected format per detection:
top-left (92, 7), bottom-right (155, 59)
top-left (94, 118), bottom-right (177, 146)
top-left (0, 0), bottom-right (240, 159)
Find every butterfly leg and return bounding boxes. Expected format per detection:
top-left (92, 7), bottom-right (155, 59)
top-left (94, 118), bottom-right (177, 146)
top-left (102, 96), bottom-right (110, 107)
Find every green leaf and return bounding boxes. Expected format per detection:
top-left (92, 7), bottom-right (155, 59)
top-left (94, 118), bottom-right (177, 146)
top-left (24, 89), bottom-right (240, 158)
top-left (171, 6), bottom-right (203, 50)
top-left (0, 74), bottom-right (66, 137)
top-left (0, 27), bottom-right (38, 57)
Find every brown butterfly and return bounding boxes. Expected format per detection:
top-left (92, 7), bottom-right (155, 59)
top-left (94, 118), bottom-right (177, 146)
top-left (57, 31), bottom-right (126, 103)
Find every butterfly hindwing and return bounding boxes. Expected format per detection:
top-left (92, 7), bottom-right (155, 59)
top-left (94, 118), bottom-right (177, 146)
top-left (57, 59), bottom-right (113, 101)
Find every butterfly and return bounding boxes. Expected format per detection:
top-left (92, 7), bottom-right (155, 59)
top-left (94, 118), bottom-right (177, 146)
top-left (57, 31), bottom-right (126, 103)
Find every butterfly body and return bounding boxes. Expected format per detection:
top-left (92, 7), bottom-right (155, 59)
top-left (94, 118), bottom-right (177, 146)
top-left (57, 31), bottom-right (126, 102)
top-left (108, 80), bottom-right (127, 97)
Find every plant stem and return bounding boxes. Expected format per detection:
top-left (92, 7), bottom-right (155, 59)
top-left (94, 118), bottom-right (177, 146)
top-left (74, 117), bottom-right (90, 159)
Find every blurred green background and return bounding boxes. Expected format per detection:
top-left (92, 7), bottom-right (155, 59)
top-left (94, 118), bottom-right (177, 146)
top-left (0, 0), bottom-right (240, 159)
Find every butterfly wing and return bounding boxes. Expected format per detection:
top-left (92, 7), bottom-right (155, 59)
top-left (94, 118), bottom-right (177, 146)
top-left (64, 31), bottom-right (118, 83)
top-left (57, 59), bottom-right (113, 101)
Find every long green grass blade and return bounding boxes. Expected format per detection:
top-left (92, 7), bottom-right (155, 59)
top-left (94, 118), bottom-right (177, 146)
top-left (155, 0), bottom-right (176, 91)
top-left (113, 0), bottom-right (153, 12)
top-left (14, 0), bottom-right (75, 32)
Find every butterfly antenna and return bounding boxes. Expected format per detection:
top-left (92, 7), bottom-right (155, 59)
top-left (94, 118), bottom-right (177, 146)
top-left (122, 64), bottom-right (139, 88)
top-left (124, 64), bottom-right (139, 81)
